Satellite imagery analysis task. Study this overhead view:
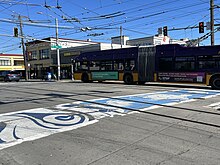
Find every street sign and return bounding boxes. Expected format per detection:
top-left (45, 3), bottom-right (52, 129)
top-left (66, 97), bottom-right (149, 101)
top-left (51, 45), bottom-right (62, 49)
top-left (206, 22), bottom-right (211, 30)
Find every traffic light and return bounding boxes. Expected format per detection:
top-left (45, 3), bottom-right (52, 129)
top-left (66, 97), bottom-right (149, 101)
top-left (163, 26), bottom-right (168, 36)
top-left (199, 22), bottom-right (204, 33)
top-left (14, 27), bottom-right (18, 37)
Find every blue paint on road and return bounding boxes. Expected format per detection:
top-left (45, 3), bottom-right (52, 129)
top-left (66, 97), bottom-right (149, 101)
top-left (79, 90), bottom-right (220, 111)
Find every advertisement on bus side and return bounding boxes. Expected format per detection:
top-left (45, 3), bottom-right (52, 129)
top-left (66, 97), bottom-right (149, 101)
top-left (157, 72), bottom-right (205, 83)
top-left (91, 71), bottom-right (119, 80)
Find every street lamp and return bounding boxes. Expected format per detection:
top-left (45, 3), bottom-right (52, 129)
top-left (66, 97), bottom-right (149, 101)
top-left (37, 12), bottom-right (61, 80)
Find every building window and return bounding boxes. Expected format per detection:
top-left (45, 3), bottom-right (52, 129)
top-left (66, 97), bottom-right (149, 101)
top-left (14, 60), bottom-right (24, 66)
top-left (30, 51), bottom-right (37, 60)
top-left (39, 49), bottom-right (49, 59)
top-left (0, 59), bottom-right (11, 66)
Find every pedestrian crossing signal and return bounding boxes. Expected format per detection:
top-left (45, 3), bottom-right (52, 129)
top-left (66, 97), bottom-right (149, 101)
top-left (199, 22), bottom-right (204, 33)
top-left (14, 27), bottom-right (18, 37)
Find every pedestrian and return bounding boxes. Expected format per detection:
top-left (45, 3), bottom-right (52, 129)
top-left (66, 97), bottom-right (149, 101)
top-left (47, 72), bottom-right (52, 81)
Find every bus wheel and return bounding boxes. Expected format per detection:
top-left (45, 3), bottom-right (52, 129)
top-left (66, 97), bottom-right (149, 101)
top-left (210, 76), bottom-right (220, 89)
top-left (124, 74), bottom-right (133, 84)
top-left (81, 73), bottom-right (89, 83)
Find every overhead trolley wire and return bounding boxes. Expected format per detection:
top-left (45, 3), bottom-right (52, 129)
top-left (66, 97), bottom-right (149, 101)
top-left (84, 2), bottom-right (207, 33)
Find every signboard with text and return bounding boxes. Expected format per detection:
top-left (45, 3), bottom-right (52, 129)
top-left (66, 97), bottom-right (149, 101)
top-left (92, 71), bottom-right (119, 80)
top-left (51, 45), bottom-right (62, 49)
top-left (157, 72), bottom-right (206, 83)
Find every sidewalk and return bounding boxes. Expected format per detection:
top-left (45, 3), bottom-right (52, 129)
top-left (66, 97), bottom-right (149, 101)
top-left (20, 79), bottom-right (73, 83)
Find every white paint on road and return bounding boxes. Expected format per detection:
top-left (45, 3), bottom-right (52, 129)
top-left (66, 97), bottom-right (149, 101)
top-left (207, 102), bottom-right (220, 110)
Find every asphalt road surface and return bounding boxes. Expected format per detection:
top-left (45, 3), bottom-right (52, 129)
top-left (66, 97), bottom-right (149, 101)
top-left (0, 80), bottom-right (220, 165)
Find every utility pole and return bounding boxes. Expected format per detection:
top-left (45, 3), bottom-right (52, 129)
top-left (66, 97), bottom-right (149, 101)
top-left (18, 15), bottom-right (28, 80)
top-left (55, 18), bottom-right (61, 81)
top-left (120, 26), bottom-right (123, 48)
top-left (210, 0), bottom-right (214, 45)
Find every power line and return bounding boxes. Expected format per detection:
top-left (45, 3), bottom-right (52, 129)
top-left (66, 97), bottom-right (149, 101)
top-left (87, 1), bottom-right (208, 29)
top-left (0, 0), bottom-right (41, 6)
top-left (0, 0), bottom-right (216, 51)
top-left (0, 17), bottom-right (77, 29)
top-left (168, 23), bottom-right (220, 31)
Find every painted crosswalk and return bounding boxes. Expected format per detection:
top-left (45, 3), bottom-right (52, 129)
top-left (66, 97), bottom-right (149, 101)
top-left (0, 89), bottom-right (220, 150)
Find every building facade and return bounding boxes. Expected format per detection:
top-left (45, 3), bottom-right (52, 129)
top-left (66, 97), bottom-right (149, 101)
top-left (25, 37), bottom-right (100, 79)
top-left (126, 35), bottom-right (188, 46)
top-left (0, 54), bottom-right (24, 76)
top-left (112, 35), bottom-right (187, 47)
top-left (111, 36), bottom-right (130, 46)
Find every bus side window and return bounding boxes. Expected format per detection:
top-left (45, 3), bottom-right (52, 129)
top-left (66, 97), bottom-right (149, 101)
top-left (130, 60), bottom-right (135, 70)
top-left (100, 61), bottom-right (113, 70)
top-left (114, 61), bottom-right (118, 70)
top-left (175, 57), bottom-right (195, 71)
top-left (105, 61), bottom-right (112, 70)
top-left (118, 62), bottom-right (124, 70)
top-left (90, 61), bottom-right (100, 71)
top-left (130, 64), bottom-right (135, 70)
top-left (100, 62), bottom-right (105, 70)
top-left (75, 62), bottom-right (80, 71)
top-left (120, 65), bottom-right (124, 70)
top-left (81, 61), bottom-right (88, 70)
top-left (159, 57), bottom-right (173, 71)
top-left (125, 59), bottom-right (135, 71)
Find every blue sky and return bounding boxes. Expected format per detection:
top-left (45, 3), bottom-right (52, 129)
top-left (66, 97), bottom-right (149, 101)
top-left (0, 0), bottom-right (220, 54)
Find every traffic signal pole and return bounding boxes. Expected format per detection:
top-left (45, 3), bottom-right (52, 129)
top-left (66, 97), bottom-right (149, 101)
top-left (18, 15), bottom-right (29, 80)
top-left (210, 0), bottom-right (214, 45)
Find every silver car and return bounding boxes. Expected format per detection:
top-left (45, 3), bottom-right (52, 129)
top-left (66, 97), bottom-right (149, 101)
top-left (0, 70), bottom-right (21, 82)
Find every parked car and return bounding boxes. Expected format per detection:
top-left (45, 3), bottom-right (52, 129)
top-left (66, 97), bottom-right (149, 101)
top-left (0, 70), bottom-right (21, 82)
